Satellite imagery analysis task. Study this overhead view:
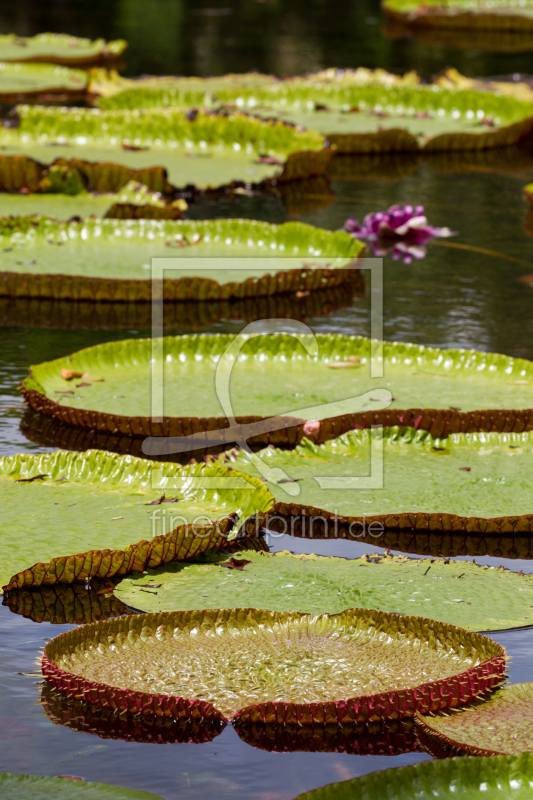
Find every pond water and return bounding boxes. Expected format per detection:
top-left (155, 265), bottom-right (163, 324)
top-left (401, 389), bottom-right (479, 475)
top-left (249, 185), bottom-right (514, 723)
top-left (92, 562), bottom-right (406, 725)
top-left (1, 1), bottom-right (533, 797)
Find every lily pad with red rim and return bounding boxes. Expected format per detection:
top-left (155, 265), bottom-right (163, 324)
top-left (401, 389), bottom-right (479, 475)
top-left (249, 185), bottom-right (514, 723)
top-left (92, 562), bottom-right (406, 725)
top-left (416, 682), bottom-right (533, 757)
top-left (41, 606), bottom-right (505, 723)
top-left (0, 33), bottom-right (126, 67)
top-left (0, 62), bottom-right (88, 103)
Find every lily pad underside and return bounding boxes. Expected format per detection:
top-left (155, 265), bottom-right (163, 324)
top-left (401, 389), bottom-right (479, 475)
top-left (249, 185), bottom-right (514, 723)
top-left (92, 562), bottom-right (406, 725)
top-left (93, 69), bottom-right (533, 154)
top-left (41, 683), bottom-right (226, 745)
top-left (228, 427), bottom-right (533, 535)
top-left (41, 606), bottom-right (504, 723)
top-left (416, 683), bottom-right (533, 757)
top-left (0, 449), bottom-right (271, 591)
top-left (0, 773), bottom-right (161, 800)
top-left (21, 333), bottom-right (533, 447)
top-left (0, 62), bottom-right (88, 103)
top-left (384, 0), bottom-right (533, 32)
top-left (0, 106), bottom-right (331, 189)
top-left (0, 217), bottom-right (362, 302)
top-left (295, 752), bottom-right (533, 799)
top-left (115, 549), bottom-right (533, 631)
top-left (0, 33), bottom-right (127, 67)
top-left (1, 279), bottom-right (363, 332)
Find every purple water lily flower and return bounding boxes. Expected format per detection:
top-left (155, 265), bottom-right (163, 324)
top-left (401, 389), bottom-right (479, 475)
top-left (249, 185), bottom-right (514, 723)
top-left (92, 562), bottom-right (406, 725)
top-left (345, 204), bottom-right (456, 264)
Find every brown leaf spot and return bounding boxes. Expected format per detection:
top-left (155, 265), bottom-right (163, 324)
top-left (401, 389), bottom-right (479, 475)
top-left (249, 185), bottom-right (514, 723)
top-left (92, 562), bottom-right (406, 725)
top-left (459, 467), bottom-right (471, 471)
top-left (216, 557), bottom-right (252, 571)
top-left (15, 473), bottom-right (48, 483)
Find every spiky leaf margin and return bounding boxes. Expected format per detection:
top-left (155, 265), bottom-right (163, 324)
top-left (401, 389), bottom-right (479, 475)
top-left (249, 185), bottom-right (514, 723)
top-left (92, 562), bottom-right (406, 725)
top-left (42, 607), bottom-right (505, 723)
top-left (0, 216), bottom-right (362, 302)
top-left (21, 333), bottom-right (533, 448)
top-left (1, 449), bottom-right (272, 591)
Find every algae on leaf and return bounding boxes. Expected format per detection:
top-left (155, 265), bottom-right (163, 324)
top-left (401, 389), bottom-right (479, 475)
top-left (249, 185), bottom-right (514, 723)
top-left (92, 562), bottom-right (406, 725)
top-left (226, 427), bottom-right (533, 534)
top-left (294, 752), bottom-right (533, 799)
top-left (0, 449), bottom-right (272, 591)
top-left (0, 772), bottom-right (162, 800)
top-left (416, 683), bottom-right (533, 756)
top-left (114, 549), bottom-right (533, 631)
top-left (0, 105), bottom-right (330, 189)
top-left (0, 217), bottom-right (362, 301)
top-left (42, 606), bottom-right (504, 722)
top-left (20, 333), bottom-right (533, 445)
top-left (0, 33), bottom-right (127, 66)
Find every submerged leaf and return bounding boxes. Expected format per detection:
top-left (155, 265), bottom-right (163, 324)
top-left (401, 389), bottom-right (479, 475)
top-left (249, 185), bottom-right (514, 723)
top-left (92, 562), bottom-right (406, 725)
top-left (0, 772), bottom-right (162, 800)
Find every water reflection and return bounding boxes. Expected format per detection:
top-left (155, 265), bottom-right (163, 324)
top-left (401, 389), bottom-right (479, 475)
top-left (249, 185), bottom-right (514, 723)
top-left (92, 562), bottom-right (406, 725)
top-left (3, 583), bottom-right (132, 625)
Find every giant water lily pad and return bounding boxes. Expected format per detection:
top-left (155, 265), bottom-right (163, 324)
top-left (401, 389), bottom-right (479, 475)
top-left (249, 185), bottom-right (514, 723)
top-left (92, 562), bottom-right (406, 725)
top-left (114, 550), bottom-right (533, 631)
top-left (384, 0), bottom-right (533, 33)
top-left (0, 449), bottom-right (272, 591)
top-left (0, 217), bottom-right (362, 301)
top-left (41, 606), bottom-right (505, 723)
top-left (0, 62), bottom-right (88, 102)
top-left (0, 180), bottom-right (184, 221)
top-left (93, 69), bottom-right (533, 154)
top-left (226, 427), bottom-right (533, 534)
top-left (0, 33), bottom-right (126, 67)
top-left (294, 752), bottom-right (533, 799)
top-left (21, 334), bottom-right (533, 448)
top-left (0, 773), bottom-right (161, 800)
top-left (0, 106), bottom-right (330, 189)
top-left (416, 683), bottom-right (533, 757)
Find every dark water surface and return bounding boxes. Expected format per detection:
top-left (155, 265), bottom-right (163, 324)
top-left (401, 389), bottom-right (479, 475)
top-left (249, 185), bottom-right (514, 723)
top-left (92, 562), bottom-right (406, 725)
top-left (1, 1), bottom-right (533, 797)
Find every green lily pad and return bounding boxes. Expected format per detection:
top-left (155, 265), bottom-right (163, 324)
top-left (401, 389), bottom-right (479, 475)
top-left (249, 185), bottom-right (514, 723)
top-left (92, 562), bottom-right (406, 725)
top-left (94, 70), bottom-right (533, 153)
top-left (0, 217), bottom-right (362, 301)
top-left (41, 682), bottom-right (226, 745)
top-left (0, 105), bottom-right (330, 189)
top-left (42, 606), bottom-right (505, 723)
top-left (226, 427), bottom-right (533, 533)
top-left (0, 180), bottom-right (180, 221)
top-left (384, 0), bottom-right (533, 31)
top-left (294, 752), bottom-right (533, 799)
top-left (0, 448), bottom-right (272, 591)
top-left (0, 33), bottom-right (127, 67)
top-left (21, 333), bottom-right (533, 447)
top-left (0, 62), bottom-right (88, 102)
top-left (416, 683), bottom-right (533, 757)
top-left (114, 549), bottom-right (533, 631)
top-left (0, 773), bottom-right (161, 800)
